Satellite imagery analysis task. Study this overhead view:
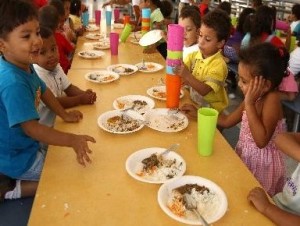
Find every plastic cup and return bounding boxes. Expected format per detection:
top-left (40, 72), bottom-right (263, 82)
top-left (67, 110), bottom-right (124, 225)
top-left (82, 12), bottom-right (89, 27)
top-left (197, 107), bottom-right (219, 156)
top-left (166, 74), bottom-right (181, 108)
top-left (123, 15), bottom-right (130, 25)
top-left (142, 8), bottom-right (151, 18)
top-left (167, 24), bottom-right (184, 51)
top-left (290, 35), bottom-right (296, 52)
top-left (114, 8), bottom-right (120, 22)
top-left (120, 23), bottom-right (133, 42)
top-left (95, 10), bottom-right (101, 26)
top-left (106, 10), bottom-right (112, 26)
top-left (110, 32), bottom-right (119, 55)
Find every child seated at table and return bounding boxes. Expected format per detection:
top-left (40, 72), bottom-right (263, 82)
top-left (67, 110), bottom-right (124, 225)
top-left (61, 0), bottom-right (77, 44)
top-left (139, 0), bottom-right (168, 59)
top-left (174, 9), bottom-right (232, 113)
top-left (248, 132), bottom-right (300, 225)
top-left (178, 5), bottom-right (201, 60)
top-left (181, 43), bottom-right (288, 196)
top-left (289, 4), bottom-right (300, 41)
top-left (41, 1), bottom-right (75, 74)
top-left (69, 0), bottom-right (85, 37)
top-left (0, 0), bottom-right (95, 200)
top-left (34, 26), bottom-right (97, 129)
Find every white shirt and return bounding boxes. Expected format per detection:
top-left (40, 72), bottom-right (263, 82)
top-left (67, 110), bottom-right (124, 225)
top-left (289, 47), bottom-right (300, 76)
top-left (291, 21), bottom-right (300, 33)
top-left (131, 0), bottom-right (140, 6)
top-left (183, 44), bottom-right (198, 61)
top-left (33, 64), bottom-right (71, 127)
top-left (274, 164), bottom-right (300, 215)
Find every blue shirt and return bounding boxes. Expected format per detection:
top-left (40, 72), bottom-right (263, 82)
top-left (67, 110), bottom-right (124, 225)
top-left (0, 57), bottom-right (46, 178)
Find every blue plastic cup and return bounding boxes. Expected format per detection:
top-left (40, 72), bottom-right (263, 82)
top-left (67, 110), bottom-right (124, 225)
top-left (82, 12), bottom-right (89, 27)
top-left (106, 10), bottom-right (112, 26)
top-left (142, 8), bottom-right (151, 18)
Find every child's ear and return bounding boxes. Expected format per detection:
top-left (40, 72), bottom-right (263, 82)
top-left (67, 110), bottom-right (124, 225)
top-left (264, 80), bottom-right (272, 92)
top-left (217, 39), bottom-right (225, 49)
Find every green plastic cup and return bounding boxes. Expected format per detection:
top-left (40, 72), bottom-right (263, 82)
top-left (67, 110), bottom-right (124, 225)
top-left (197, 107), bottom-right (219, 156)
top-left (120, 23), bottom-right (132, 43)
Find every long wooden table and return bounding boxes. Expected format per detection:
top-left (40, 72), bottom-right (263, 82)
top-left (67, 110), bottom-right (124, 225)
top-left (28, 31), bottom-right (274, 225)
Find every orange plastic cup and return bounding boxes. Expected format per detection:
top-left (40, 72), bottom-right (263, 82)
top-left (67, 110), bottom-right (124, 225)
top-left (166, 74), bottom-right (181, 108)
top-left (123, 15), bottom-right (130, 25)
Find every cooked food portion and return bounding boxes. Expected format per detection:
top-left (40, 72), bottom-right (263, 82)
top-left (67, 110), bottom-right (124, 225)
top-left (105, 114), bottom-right (141, 132)
top-left (113, 66), bottom-right (134, 74)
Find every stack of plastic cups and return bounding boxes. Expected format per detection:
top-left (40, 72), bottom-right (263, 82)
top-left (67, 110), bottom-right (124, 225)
top-left (166, 24), bottom-right (184, 109)
top-left (141, 8), bottom-right (151, 36)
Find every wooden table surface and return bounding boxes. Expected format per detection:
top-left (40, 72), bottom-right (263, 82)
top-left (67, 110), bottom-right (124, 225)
top-left (28, 29), bottom-right (274, 226)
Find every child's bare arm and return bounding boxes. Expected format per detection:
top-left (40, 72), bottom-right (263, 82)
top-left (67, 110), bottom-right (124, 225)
top-left (41, 88), bottom-right (82, 122)
top-left (248, 187), bottom-right (300, 226)
top-left (245, 77), bottom-right (282, 148)
top-left (275, 133), bottom-right (300, 162)
top-left (21, 120), bottom-right (95, 166)
top-left (217, 102), bottom-right (244, 128)
top-left (58, 85), bottom-right (97, 108)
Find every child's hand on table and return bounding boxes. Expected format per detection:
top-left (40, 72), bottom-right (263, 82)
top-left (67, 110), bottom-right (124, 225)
top-left (80, 89), bottom-right (97, 105)
top-left (180, 104), bottom-right (198, 120)
top-left (247, 187), bottom-right (271, 214)
top-left (71, 134), bottom-right (96, 166)
top-left (63, 110), bottom-right (83, 122)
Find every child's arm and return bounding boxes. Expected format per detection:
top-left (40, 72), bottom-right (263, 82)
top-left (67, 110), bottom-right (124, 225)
top-left (41, 88), bottom-right (82, 122)
top-left (21, 120), bottom-right (95, 166)
top-left (248, 187), bottom-right (300, 226)
top-left (245, 76), bottom-right (282, 148)
top-left (58, 85), bottom-right (97, 108)
top-left (173, 64), bottom-right (212, 96)
top-left (217, 102), bottom-right (244, 128)
top-left (275, 133), bottom-right (300, 162)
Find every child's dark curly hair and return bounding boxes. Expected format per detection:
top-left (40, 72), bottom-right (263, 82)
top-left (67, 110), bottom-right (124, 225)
top-left (180, 5), bottom-right (201, 29)
top-left (239, 43), bottom-right (289, 89)
top-left (0, 0), bottom-right (38, 39)
top-left (39, 5), bottom-right (59, 32)
top-left (201, 9), bottom-right (231, 42)
top-left (292, 4), bottom-right (300, 20)
top-left (70, 0), bottom-right (81, 16)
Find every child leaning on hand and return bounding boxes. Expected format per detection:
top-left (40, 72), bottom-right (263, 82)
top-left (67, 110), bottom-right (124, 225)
top-left (0, 0), bottom-right (95, 201)
top-left (248, 132), bottom-right (300, 226)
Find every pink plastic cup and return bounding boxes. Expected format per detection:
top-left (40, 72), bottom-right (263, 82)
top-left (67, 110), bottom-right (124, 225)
top-left (110, 32), bottom-right (119, 55)
top-left (167, 24), bottom-right (184, 51)
top-left (114, 8), bottom-right (120, 22)
top-left (95, 10), bottom-right (101, 26)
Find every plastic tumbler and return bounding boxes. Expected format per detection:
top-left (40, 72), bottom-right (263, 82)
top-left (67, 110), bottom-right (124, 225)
top-left (110, 32), bottom-right (119, 55)
top-left (166, 74), bottom-right (181, 108)
top-left (120, 23), bottom-right (133, 42)
top-left (95, 10), bottom-right (101, 26)
top-left (106, 10), bottom-right (112, 26)
top-left (123, 15), bottom-right (130, 25)
top-left (114, 8), bottom-right (120, 22)
top-left (82, 12), bottom-right (89, 27)
top-left (197, 107), bottom-right (219, 156)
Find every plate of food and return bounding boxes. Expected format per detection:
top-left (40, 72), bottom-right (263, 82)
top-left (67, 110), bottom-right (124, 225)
top-left (86, 25), bottom-right (100, 32)
top-left (125, 147), bottom-right (186, 184)
top-left (136, 62), bottom-right (164, 73)
top-left (147, 86), bottom-right (184, 101)
top-left (97, 110), bottom-right (145, 134)
top-left (107, 64), bottom-right (138, 76)
top-left (158, 175), bottom-right (228, 225)
top-left (113, 95), bottom-right (155, 115)
top-left (84, 70), bottom-right (119, 83)
top-left (85, 33), bottom-right (103, 40)
top-left (78, 50), bottom-right (105, 59)
top-left (93, 41), bottom-right (110, 50)
top-left (113, 23), bottom-right (124, 29)
top-left (143, 108), bottom-right (188, 132)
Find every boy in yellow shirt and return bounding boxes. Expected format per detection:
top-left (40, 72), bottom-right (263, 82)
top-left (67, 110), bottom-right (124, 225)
top-left (174, 9), bottom-right (231, 113)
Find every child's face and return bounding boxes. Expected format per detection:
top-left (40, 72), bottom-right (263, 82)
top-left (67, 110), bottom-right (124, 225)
top-left (139, 0), bottom-right (149, 10)
top-left (64, 1), bottom-right (71, 18)
top-left (178, 17), bottom-right (199, 48)
top-left (0, 19), bottom-right (42, 71)
top-left (37, 35), bottom-right (59, 71)
top-left (198, 24), bottom-right (224, 59)
top-left (58, 15), bottom-right (66, 30)
top-left (237, 62), bottom-right (253, 95)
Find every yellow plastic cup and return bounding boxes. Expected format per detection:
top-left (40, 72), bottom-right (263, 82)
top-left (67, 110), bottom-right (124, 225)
top-left (120, 23), bottom-right (132, 43)
top-left (197, 107), bottom-right (219, 156)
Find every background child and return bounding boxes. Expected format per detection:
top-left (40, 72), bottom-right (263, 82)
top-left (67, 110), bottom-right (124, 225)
top-left (61, 0), bottom-right (77, 44)
top-left (248, 132), bottom-right (300, 225)
top-left (139, 0), bottom-right (168, 58)
top-left (178, 5), bottom-right (201, 60)
top-left (289, 4), bottom-right (300, 41)
top-left (0, 0), bottom-right (95, 200)
top-left (217, 43), bottom-right (287, 196)
top-left (175, 9), bottom-right (232, 113)
top-left (34, 26), bottom-right (97, 129)
top-left (69, 0), bottom-right (84, 33)
top-left (44, 1), bottom-right (75, 73)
